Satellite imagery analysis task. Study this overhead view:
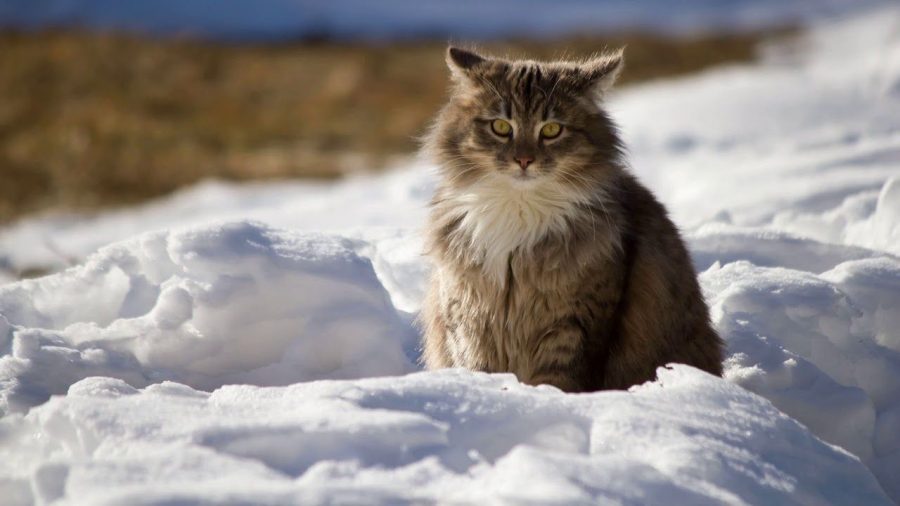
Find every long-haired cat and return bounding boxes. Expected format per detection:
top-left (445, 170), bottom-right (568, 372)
top-left (420, 47), bottom-right (723, 392)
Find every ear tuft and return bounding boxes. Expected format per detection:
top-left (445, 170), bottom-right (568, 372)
top-left (583, 48), bottom-right (625, 97)
top-left (447, 47), bottom-right (486, 73)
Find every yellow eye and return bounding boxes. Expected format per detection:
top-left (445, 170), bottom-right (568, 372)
top-left (540, 122), bottom-right (562, 139)
top-left (491, 119), bottom-right (512, 136)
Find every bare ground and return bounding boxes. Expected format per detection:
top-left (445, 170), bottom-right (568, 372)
top-left (0, 29), bottom-right (784, 222)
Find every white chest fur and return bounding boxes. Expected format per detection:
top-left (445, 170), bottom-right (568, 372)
top-left (439, 175), bottom-right (590, 283)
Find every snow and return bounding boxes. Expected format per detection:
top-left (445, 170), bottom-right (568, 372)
top-left (0, 368), bottom-right (891, 505)
top-left (2, 5), bottom-right (900, 505)
top-left (0, 0), bottom-right (892, 41)
top-left (0, 222), bottom-right (417, 414)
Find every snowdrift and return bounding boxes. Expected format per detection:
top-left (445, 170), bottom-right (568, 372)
top-left (2, 5), bottom-right (900, 505)
top-left (1, 218), bottom-right (897, 504)
top-left (0, 222), bottom-right (416, 414)
top-left (0, 367), bottom-right (891, 505)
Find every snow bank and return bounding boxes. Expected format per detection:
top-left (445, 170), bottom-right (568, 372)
top-left (0, 367), bottom-right (890, 505)
top-left (613, 7), bottom-right (900, 230)
top-left (0, 168), bottom-right (433, 278)
top-left (685, 191), bottom-right (900, 500)
top-left (0, 221), bottom-right (416, 415)
top-left (701, 257), bottom-right (900, 498)
top-left (774, 176), bottom-right (900, 256)
top-left (1, 4), bottom-right (900, 504)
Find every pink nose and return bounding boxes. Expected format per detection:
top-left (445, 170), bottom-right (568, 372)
top-left (515, 156), bottom-right (534, 169)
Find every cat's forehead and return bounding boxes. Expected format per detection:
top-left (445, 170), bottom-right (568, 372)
top-left (477, 61), bottom-right (580, 116)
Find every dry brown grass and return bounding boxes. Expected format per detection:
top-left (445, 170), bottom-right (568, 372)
top-left (0, 29), bottom-right (780, 222)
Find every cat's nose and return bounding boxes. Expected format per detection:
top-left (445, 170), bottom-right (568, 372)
top-left (515, 156), bottom-right (534, 169)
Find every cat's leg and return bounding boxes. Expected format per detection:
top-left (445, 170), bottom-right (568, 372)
top-left (603, 236), bottom-right (724, 390)
top-left (524, 322), bottom-right (586, 392)
top-left (422, 312), bottom-right (454, 369)
top-left (420, 281), bottom-right (455, 369)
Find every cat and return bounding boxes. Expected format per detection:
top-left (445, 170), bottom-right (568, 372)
top-left (419, 46), bottom-right (724, 392)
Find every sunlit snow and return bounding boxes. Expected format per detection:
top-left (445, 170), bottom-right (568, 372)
top-left (1, 5), bottom-right (899, 505)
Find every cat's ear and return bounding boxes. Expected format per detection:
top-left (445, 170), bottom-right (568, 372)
top-left (581, 49), bottom-right (624, 98)
top-left (446, 47), bottom-right (487, 81)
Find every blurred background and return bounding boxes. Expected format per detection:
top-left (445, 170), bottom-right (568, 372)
top-left (0, 0), bottom-right (887, 224)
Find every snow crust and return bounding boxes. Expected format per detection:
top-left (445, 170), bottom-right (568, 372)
top-left (2, 6), bottom-right (900, 505)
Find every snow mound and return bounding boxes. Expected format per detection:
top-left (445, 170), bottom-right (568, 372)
top-left (701, 257), bottom-right (900, 496)
top-left (0, 366), bottom-right (890, 505)
top-left (774, 176), bottom-right (900, 257)
top-left (613, 9), bottom-right (900, 230)
top-left (0, 221), bottom-right (416, 415)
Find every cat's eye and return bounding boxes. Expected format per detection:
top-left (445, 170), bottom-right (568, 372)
top-left (540, 122), bottom-right (562, 139)
top-left (491, 119), bottom-right (512, 137)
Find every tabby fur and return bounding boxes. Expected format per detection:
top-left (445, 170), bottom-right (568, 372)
top-left (419, 47), bottom-right (723, 392)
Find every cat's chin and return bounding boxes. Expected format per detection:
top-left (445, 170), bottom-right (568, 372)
top-left (506, 171), bottom-right (541, 186)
